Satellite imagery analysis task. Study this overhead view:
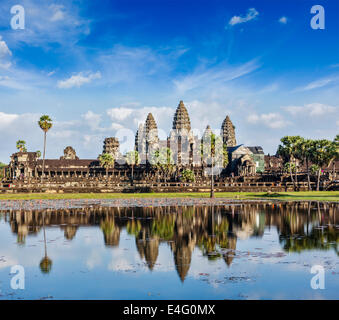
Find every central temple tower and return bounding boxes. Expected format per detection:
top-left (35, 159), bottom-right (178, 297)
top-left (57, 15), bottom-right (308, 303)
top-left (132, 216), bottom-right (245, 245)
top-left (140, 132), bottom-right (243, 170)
top-left (168, 101), bottom-right (195, 165)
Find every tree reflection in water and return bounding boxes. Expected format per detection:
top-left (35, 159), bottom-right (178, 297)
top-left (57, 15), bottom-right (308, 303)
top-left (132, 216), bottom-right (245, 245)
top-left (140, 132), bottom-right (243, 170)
top-left (1, 202), bottom-right (337, 281)
top-left (39, 211), bottom-right (52, 274)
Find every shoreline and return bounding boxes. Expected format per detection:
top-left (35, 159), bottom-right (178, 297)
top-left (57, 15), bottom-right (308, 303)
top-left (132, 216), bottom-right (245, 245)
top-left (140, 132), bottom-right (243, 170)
top-left (0, 196), bottom-right (338, 210)
top-left (0, 191), bottom-right (338, 202)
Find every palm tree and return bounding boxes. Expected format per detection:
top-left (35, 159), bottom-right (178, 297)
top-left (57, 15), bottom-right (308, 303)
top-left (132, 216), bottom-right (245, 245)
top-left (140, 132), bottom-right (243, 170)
top-left (99, 153), bottom-right (115, 179)
top-left (126, 151), bottom-right (140, 186)
top-left (38, 115), bottom-right (53, 180)
top-left (201, 131), bottom-right (224, 198)
top-left (16, 140), bottom-right (27, 152)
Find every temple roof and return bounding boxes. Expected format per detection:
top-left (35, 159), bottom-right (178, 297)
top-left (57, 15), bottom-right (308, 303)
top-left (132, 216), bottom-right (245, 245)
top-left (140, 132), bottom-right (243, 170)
top-left (247, 146), bottom-right (264, 155)
top-left (172, 100), bottom-right (191, 131)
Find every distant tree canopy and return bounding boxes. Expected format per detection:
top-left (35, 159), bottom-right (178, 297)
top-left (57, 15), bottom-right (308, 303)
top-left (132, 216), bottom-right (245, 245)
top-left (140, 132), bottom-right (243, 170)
top-left (277, 135), bottom-right (338, 191)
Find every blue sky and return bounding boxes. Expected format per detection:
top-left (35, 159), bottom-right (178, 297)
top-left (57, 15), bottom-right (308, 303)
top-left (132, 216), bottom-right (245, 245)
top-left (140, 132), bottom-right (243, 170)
top-left (0, 0), bottom-right (338, 162)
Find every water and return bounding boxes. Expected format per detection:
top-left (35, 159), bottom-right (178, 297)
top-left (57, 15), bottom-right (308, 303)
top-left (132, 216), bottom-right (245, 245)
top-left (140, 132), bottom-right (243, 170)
top-left (0, 201), bottom-right (338, 300)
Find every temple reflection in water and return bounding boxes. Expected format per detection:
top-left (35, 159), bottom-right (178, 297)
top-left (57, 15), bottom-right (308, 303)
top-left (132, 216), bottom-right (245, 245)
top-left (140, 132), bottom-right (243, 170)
top-left (1, 202), bottom-right (338, 282)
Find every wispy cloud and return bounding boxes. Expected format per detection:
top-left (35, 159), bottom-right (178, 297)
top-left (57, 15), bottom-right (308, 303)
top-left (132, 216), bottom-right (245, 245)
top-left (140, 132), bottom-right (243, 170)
top-left (228, 8), bottom-right (259, 26)
top-left (57, 71), bottom-right (101, 89)
top-left (283, 103), bottom-right (337, 117)
top-left (173, 60), bottom-right (260, 93)
top-left (0, 0), bottom-right (90, 48)
top-left (295, 78), bottom-right (335, 91)
top-left (247, 112), bottom-right (289, 129)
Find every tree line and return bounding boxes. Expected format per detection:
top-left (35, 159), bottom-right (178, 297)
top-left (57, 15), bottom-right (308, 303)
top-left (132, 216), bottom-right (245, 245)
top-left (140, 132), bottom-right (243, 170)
top-left (277, 135), bottom-right (339, 191)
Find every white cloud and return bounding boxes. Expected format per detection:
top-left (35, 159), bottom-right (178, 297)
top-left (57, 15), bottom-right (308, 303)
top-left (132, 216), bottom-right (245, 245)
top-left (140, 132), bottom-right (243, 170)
top-left (283, 103), bottom-right (337, 117)
top-left (279, 16), bottom-right (288, 24)
top-left (247, 112), bottom-right (289, 129)
top-left (57, 72), bottom-right (101, 89)
top-left (0, 75), bottom-right (28, 90)
top-left (106, 106), bottom-right (174, 131)
top-left (0, 111), bottom-right (19, 126)
top-left (107, 108), bottom-right (133, 121)
top-left (50, 5), bottom-right (65, 22)
top-left (82, 110), bottom-right (102, 130)
top-left (0, 36), bottom-right (12, 58)
top-left (229, 8), bottom-right (259, 26)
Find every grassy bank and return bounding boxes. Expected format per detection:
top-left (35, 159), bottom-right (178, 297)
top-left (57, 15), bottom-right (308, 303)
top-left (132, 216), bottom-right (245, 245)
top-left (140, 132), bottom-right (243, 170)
top-left (0, 191), bottom-right (338, 202)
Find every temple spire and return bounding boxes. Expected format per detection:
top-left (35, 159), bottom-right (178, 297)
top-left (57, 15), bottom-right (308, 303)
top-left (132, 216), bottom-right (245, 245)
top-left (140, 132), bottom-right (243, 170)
top-left (172, 100), bottom-right (191, 131)
top-left (221, 115), bottom-right (236, 147)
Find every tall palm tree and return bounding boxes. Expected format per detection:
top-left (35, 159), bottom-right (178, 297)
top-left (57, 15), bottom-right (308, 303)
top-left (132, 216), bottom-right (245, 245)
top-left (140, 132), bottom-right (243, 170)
top-left (38, 115), bottom-right (53, 180)
top-left (201, 132), bottom-right (224, 198)
top-left (126, 151), bottom-right (140, 186)
top-left (16, 140), bottom-right (27, 152)
top-left (99, 153), bottom-right (115, 179)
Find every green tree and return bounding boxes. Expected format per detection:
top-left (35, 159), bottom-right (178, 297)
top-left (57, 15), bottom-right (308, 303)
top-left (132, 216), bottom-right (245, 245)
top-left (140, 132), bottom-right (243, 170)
top-left (310, 164), bottom-right (319, 175)
top-left (38, 115), bottom-right (53, 180)
top-left (36, 150), bottom-right (41, 159)
top-left (126, 150), bottom-right (140, 186)
top-left (309, 139), bottom-right (336, 191)
top-left (16, 140), bottom-right (27, 152)
top-left (181, 169), bottom-right (195, 182)
top-left (277, 136), bottom-right (302, 190)
top-left (284, 162), bottom-right (296, 174)
top-left (150, 147), bottom-right (175, 183)
top-left (99, 153), bottom-right (115, 179)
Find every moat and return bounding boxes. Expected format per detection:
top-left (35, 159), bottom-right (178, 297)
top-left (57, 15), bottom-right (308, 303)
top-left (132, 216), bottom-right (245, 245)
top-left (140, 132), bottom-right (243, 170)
top-left (0, 200), bottom-right (338, 300)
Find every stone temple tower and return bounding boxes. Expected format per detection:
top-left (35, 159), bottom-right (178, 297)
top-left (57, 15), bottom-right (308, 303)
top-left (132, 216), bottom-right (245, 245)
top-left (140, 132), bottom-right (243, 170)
top-left (144, 113), bottom-right (159, 155)
top-left (103, 137), bottom-right (120, 158)
top-left (172, 100), bottom-right (191, 132)
top-left (135, 113), bottom-right (159, 163)
top-left (169, 100), bottom-right (194, 165)
top-left (221, 115), bottom-right (236, 147)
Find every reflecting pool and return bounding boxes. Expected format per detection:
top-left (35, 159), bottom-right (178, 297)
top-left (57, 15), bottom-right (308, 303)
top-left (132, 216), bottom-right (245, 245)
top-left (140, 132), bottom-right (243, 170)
top-left (0, 201), bottom-right (338, 299)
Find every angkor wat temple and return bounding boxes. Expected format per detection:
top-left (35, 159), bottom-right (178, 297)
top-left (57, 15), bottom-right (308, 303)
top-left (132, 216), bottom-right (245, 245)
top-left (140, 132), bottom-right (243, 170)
top-left (2, 100), bottom-right (337, 192)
